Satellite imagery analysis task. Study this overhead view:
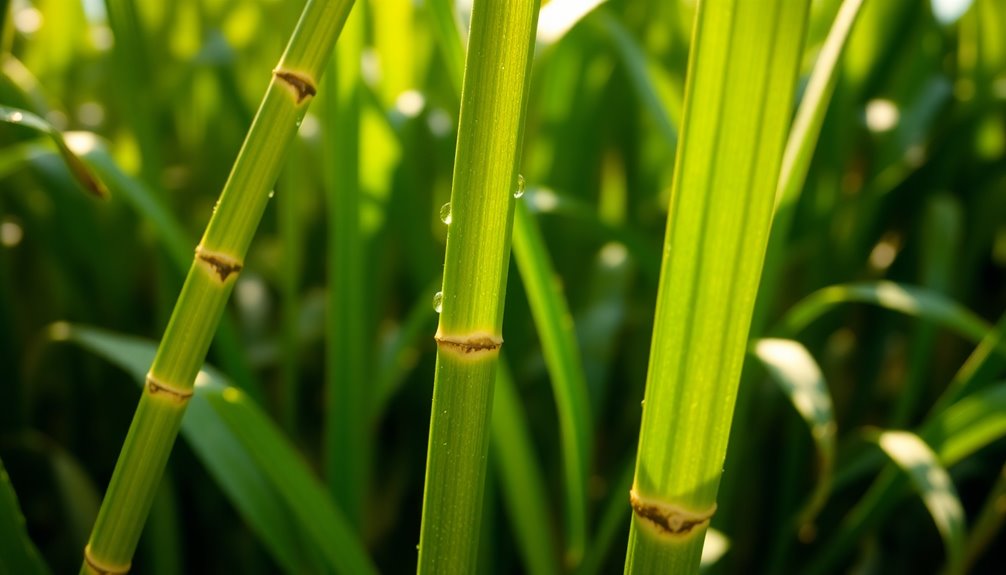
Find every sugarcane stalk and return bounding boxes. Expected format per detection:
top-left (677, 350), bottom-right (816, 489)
top-left (416, 0), bottom-right (541, 572)
top-left (80, 2), bottom-right (354, 573)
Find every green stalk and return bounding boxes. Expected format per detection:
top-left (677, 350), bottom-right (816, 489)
top-left (425, 1), bottom-right (592, 565)
top-left (417, 0), bottom-right (540, 572)
top-left (80, 2), bottom-right (354, 573)
top-left (625, 1), bottom-right (809, 573)
top-left (323, 5), bottom-right (366, 529)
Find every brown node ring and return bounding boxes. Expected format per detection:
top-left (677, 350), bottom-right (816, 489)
top-left (434, 332), bottom-right (503, 355)
top-left (629, 489), bottom-right (715, 537)
top-left (84, 545), bottom-right (131, 575)
top-left (195, 245), bottom-right (243, 282)
top-left (273, 68), bottom-right (317, 104)
top-left (145, 374), bottom-right (194, 403)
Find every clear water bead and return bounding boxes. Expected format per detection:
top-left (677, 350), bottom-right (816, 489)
top-left (433, 291), bottom-right (443, 313)
top-left (514, 174), bottom-right (526, 198)
top-left (439, 202), bottom-right (452, 225)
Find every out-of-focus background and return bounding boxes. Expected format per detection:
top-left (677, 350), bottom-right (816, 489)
top-left (1, 0), bottom-right (1004, 573)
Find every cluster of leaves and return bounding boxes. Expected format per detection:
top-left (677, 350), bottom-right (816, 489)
top-left (0, 0), bottom-right (1004, 573)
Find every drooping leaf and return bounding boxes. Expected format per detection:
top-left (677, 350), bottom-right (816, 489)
top-left (753, 339), bottom-right (836, 527)
top-left (52, 324), bottom-right (377, 575)
top-left (873, 430), bottom-right (965, 573)
top-left (0, 456), bottom-right (49, 575)
top-left (0, 107), bottom-right (109, 199)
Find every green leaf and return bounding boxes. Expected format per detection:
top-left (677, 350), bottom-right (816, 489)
top-left (0, 107), bottom-right (109, 199)
top-left (512, 200), bottom-right (592, 565)
top-left (754, 0), bottom-right (866, 333)
top-left (0, 456), bottom-right (49, 575)
top-left (753, 339), bottom-right (836, 527)
top-left (808, 382), bottom-right (1006, 575)
top-left (626, 0), bottom-right (811, 571)
top-left (774, 281), bottom-right (999, 348)
top-left (491, 361), bottom-right (561, 575)
top-left (53, 324), bottom-right (377, 575)
top-left (873, 430), bottom-right (965, 573)
top-left (595, 11), bottom-right (681, 146)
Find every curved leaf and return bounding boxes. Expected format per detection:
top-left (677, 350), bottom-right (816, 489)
top-left (0, 106), bottom-right (108, 199)
top-left (0, 456), bottom-right (49, 575)
top-left (873, 431), bottom-right (965, 573)
top-left (774, 281), bottom-right (998, 348)
top-left (513, 200), bottom-right (592, 565)
top-left (753, 339), bottom-right (836, 527)
top-left (492, 361), bottom-right (561, 575)
top-left (52, 324), bottom-right (376, 575)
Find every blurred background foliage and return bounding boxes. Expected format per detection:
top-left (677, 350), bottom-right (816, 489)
top-left (0, 0), bottom-right (1004, 573)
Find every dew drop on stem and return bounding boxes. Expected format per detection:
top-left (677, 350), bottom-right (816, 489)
top-left (439, 202), bottom-right (452, 225)
top-left (514, 174), bottom-right (525, 198)
top-left (433, 291), bottom-right (443, 313)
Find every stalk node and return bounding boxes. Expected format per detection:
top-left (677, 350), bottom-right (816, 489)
top-left (629, 488), bottom-right (715, 538)
top-left (195, 245), bottom-right (243, 282)
top-left (145, 373), bottom-right (194, 403)
top-left (434, 331), bottom-right (503, 357)
top-left (83, 545), bottom-right (131, 575)
top-left (273, 68), bottom-right (317, 104)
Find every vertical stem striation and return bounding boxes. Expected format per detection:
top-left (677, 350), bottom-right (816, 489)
top-left (323, 5), bottom-right (366, 530)
top-left (625, 0), bottom-right (809, 572)
top-left (81, 1), bottom-right (355, 573)
top-left (417, 0), bottom-right (541, 572)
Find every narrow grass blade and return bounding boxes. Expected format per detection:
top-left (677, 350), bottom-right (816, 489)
top-left (512, 199), bottom-right (592, 566)
top-left (524, 187), bottom-right (660, 282)
top-left (753, 339), bottom-right (836, 527)
top-left (0, 456), bottom-right (49, 575)
top-left (322, 4), bottom-right (366, 529)
top-left (930, 311), bottom-right (1006, 414)
top-left (418, 0), bottom-right (541, 571)
top-left (56, 324), bottom-right (377, 575)
top-left (625, 0), bottom-right (810, 572)
top-left (963, 463), bottom-right (1006, 572)
top-left (426, 0), bottom-right (465, 96)
top-left (80, 1), bottom-right (355, 571)
top-left (873, 431), bottom-right (965, 574)
top-left (101, 0), bottom-right (162, 186)
top-left (371, 279), bottom-right (439, 421)
top-left (754, 0), bottom-right (865, 332)
top-left (595, 12), bottom-right (681, 145)
top-left (492, 361), bottom-right (561, 575)
top-left (276, 149), bottom-right (306, 431)
top-left (65, 133), bottom-right (263, 402)
top-left (579, 458), bottom-right (633, 575)
top-left (808, 382), bottom-right (1006, 574)
top-left (774, 281), bottom-right (997, 346)
top-left (0, 107), bottom-right (109, 198)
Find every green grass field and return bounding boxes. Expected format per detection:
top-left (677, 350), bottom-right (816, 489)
top-left (1, 0), bottom-right (1004, 573)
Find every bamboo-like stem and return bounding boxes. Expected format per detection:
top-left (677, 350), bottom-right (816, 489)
top-left (323, 5), bottom-right (366, 529)
top-left (417, 0), bottom-right (540, 572)
top-left (624, 0), bottom-right (809, 572)
top-left (80, 2), bottom-right (354, 573)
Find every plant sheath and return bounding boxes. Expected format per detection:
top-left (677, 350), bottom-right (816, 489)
top-left (80, 1), bottom-right (354, 573)
top-left (625, 0), bottom-right (809, 573)
top-left (417, 0), bottom-right (541, 572)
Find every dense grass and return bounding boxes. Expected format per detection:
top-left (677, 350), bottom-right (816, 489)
top-left (1, 0), bottom-right (1005, 573)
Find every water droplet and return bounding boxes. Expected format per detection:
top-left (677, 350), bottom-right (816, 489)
top-left (439, 202), bottom-right (452, 225)
top-left (432, 291), bottom-right (443, 313)
top-left (514, 174), bottom-right (525, 198)
top-left (268, 190), bottom-right (275, 198)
